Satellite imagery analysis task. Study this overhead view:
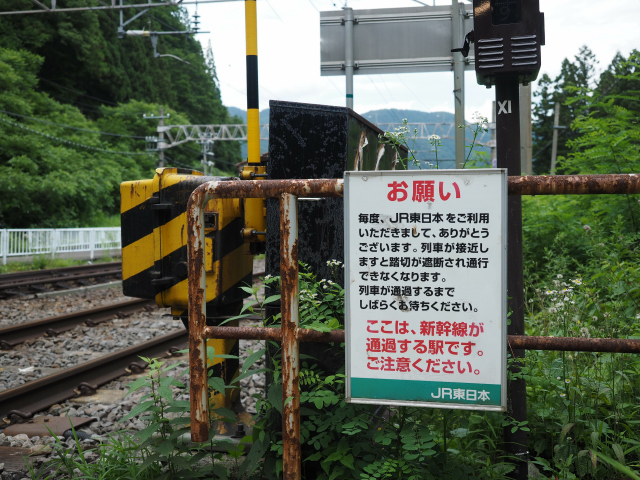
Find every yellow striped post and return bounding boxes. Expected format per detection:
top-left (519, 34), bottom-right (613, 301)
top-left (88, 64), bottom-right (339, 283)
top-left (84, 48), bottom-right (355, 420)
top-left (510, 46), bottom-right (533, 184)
top-left (245, 0), bottom-right (260, 165)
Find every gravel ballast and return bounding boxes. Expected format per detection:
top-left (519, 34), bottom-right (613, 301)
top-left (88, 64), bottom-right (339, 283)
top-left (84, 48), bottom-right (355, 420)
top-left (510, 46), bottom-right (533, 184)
top-left (0, 284), bottom-right (125, 328)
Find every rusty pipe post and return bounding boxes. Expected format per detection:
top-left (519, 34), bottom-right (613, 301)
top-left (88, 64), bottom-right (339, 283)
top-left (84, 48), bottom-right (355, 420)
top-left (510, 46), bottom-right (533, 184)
top-left (187, 182), bottom-right (212, 443)
top-left (280, 193), bottom-right (301, 480)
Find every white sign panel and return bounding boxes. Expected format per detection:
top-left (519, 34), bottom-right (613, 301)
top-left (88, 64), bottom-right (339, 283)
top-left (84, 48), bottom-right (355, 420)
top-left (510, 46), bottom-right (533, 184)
top-left (320, 6), bottom-right (475, 76)
top-left (344, 170), bottom-right (507, 411)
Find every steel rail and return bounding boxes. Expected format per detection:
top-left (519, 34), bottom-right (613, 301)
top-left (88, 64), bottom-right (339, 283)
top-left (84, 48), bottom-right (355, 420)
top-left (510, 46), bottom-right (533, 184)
top-left (0, 298), bottom-right (155, 349)
top-left (0, 329), bottom-right (188, 424)
top-left (0, 262), bottom-right (122, 291)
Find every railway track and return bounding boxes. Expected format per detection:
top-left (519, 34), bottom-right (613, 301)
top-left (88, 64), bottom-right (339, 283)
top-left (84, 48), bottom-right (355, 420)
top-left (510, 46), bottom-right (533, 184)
top-left (0, 298), bottom-right (155, 349)
top-left (0, 262), bottom-right (122, 298)
top-left (0, 267), bottom-right (266, 425)
top-left (0, 329), bottom-right (188, 424)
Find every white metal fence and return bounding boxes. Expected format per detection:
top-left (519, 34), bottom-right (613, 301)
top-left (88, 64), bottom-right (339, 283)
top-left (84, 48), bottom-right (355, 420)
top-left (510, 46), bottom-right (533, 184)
top-left (0, 228), bottom-right (121, 265)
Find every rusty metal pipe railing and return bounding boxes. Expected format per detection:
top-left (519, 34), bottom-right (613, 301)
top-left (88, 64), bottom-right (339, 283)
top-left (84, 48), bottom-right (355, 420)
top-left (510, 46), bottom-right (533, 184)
top-left (187, 180), bottom-right (344, 461)
top-left (186, 174), bottom-right (640, 480)
top-left (203, 325), bottom-right (640, 354)
top-left (508, 173), bottom-right (640, 195)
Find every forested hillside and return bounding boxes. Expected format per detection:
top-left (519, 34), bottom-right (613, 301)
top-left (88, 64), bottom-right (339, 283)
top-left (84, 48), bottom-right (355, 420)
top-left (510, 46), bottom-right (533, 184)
top-left (0, 0), bottom-right (242, 228)
top-left (532, 46), bottom-right (640, 174)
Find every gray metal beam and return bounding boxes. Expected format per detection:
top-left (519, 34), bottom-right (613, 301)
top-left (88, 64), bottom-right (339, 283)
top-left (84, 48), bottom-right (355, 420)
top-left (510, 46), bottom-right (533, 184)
top-left (0, 0), bottom-right (241, 15)
top-left (157, 122), bottom-right (492, 150)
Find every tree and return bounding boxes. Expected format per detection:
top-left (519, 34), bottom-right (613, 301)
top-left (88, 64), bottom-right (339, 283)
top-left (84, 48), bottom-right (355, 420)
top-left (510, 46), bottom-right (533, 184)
top-left (0, 0), bottom-right (242, 167)
top-left (532, 46), bottom-right (598, 174)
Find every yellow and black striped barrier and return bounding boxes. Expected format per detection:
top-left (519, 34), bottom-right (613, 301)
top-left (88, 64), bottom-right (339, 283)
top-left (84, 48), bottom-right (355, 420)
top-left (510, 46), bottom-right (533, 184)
top-left (120, 167), bottom-right (252, 406)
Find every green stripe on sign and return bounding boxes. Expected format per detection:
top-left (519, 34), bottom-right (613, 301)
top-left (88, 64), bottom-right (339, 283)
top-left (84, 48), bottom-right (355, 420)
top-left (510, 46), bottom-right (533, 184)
top-left (351, 378), bottom-right (501, 406)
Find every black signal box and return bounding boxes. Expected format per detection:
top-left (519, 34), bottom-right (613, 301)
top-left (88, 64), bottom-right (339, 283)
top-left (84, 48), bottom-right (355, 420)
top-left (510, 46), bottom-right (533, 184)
top-left (472, 0), bottom-right (545, 87)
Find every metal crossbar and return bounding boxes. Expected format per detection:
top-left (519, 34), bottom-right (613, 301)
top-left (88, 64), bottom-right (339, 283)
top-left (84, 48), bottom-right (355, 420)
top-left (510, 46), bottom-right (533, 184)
top-left (187, 174), bottom-right (640, 480)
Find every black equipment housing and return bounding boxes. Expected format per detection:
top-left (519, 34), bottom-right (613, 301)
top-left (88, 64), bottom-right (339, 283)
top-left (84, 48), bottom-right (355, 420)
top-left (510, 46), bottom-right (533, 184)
top-left (472, 0), bottom-right (545, 87)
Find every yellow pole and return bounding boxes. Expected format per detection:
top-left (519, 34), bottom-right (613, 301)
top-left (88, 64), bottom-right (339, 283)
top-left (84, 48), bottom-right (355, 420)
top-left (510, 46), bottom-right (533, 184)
top-left (245, 0), bottom-right (260, 164)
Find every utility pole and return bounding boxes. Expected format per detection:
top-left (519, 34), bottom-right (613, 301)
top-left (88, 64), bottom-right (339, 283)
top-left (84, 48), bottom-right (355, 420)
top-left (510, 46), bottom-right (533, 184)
top-left (344, 7), bottom-right (355, 109)
top-left (519, 84), bottom-right (532, 175)
top-left (491, 100), bottom-right (496, 166)
top-left (143, 108), bottom-right (171, 168)
top-left (496, 78), bottom-right (528, 480)
top-left (158, 107), bottom-right (165, 168)
top-left (451, 0), bottom-right (465, 168)
top-left (550, 102), bottom-right (561, 174)
top-left (197, 134), bottom-right (214, 176)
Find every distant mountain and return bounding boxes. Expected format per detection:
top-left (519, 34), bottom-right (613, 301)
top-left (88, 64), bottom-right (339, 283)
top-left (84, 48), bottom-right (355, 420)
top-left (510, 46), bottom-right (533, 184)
top-left (361, 109), bottom-right (457, 169)
top-left (227, 107), bottom-right (270, 124)
top-left (228, 107), bottom-right (489, 169)
top-left (226, 107), bottom-right (269, 159)
top-left (361, 109), bottom-right (454, 125)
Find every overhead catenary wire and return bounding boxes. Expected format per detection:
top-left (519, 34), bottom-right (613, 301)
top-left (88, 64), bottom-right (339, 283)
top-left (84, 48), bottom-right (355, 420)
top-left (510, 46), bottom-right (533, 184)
top-left (0, 109), bottom-right (146, 139)
top-left (395, 74), bottom-right (432, 113)
top-left (0, 117), bottom-right (152, 156)
top-left (305, 0), bottom-right (319, 12)
top-left (366, 77), bottom-right (401, 122)
top-left (38, 78), bottom-right (120, 107)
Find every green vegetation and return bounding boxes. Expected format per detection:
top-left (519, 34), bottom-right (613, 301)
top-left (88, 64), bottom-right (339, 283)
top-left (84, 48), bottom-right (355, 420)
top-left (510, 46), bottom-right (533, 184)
top-left (0, 1), bottom-right (242, 229)
top-left (17, 41), bottom-right (640, 479)
top-left (532, 46), bottom-right (639, 174)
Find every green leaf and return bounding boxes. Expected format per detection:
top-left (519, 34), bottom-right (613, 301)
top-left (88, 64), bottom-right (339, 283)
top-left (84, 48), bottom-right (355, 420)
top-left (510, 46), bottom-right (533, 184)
top-left (340, 454), bottom-right (355, 469)
top-left (559, 423), bottom-right (575, 444)
top-left (208, 377), bottom-right (226, 393)
top-left (612, 443), bottom-right (626, 465)
top-left (156, 438), bottom-right (175, 457)
top-left (157, 385), bottom-right (173, 401)
top-left (125, 376), bottom-right (150, 395)
top-left (218, 313), bottom-right (254, 326)
top-left (213, 407), bottom-right (237, 422)
top-left (242, 348), bottom-right (266, 373)
top-left (268, 384), bottom-right (283, 414)
top-left (133, 423), bottom-right (159, 443)
top-left (263, 294), bottom-right (281, 305)
top-left (120, 400), bottom-right (156, 422)
top-left (230, 368), bottom-right (268, 384)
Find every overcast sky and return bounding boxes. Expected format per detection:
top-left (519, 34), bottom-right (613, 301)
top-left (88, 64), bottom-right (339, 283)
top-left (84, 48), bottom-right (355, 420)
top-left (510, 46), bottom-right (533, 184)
top-left (183, 0), bottom-right (640, 121)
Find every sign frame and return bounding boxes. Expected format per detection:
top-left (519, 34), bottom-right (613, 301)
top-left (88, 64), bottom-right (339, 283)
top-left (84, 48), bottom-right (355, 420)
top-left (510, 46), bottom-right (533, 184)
top-left (344, 169), bottom-right (508, 412)
top-left (320, 5), bottom-right (475, 76)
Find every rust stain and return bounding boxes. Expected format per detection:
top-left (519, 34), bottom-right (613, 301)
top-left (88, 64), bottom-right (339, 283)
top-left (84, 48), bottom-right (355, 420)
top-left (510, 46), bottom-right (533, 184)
top-left (204, 179), bottom-right (344, 199)
top-left (187, 185), bottom-right (209, 443)
top-left (180, 224), bottom-right (184, 246)
top-left (509, 335), bottom-right (640, 353)
top-left (279, 193), bottom-right (301, 480)
top-left (508, 174), bottom-right (640, 196)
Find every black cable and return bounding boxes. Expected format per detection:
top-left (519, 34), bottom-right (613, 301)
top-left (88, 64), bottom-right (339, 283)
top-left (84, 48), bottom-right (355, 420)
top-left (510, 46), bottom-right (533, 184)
top-left (1, 117), bottom-right (151, 156)
top-left (0, 109), bottom-right (146, 138)
top-left (38, 78), bottom-right (119, 106)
